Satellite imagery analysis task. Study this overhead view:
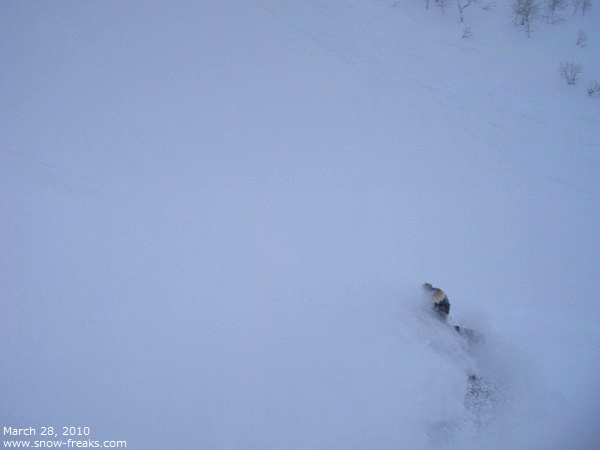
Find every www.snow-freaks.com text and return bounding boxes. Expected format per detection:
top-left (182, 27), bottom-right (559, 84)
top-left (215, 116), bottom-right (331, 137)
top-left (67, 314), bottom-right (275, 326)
top-left (3, 426), bottom-right (127, 448)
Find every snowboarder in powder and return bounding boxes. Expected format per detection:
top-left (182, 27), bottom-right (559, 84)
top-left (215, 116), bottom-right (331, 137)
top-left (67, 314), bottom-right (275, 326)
top-left (423, 283), bottom-right (493, 415)
top-left (423, 282), bottom-right (451, 321)
top-left (423, 282), bottom-right (482, 342)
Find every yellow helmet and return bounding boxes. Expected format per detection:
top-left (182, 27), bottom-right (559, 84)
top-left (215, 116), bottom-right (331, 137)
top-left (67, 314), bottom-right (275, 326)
top-left (432, 289), bottom-right (447, 302)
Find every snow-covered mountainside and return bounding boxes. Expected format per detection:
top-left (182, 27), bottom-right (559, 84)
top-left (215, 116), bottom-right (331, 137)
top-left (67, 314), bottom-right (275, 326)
top-left (2, 1), bottom-right (599, 448)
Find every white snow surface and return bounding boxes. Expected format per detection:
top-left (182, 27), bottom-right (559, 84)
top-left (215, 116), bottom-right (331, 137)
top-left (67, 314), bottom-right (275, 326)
top-left (1, 1), bottom-right (599, 448)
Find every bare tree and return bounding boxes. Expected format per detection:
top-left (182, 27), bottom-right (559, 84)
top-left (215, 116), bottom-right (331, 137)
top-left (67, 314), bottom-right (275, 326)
top-left (437, 0), bottom-right (451, 14)
top-left (546, 0), bottom-right (567, 21)
top-left (582, 0), bottom-right (592, 13)
top-left (512, 0), bottom-right (541, 36)
top-left (458, 0), bottom-right (475, 22)
top-left (587, 80), bottom-right (600, 97)
top-left (576, 29), bottom-right (588, 46)
top-left (571, 0), bottom-right (591, 13)
top-left (560, 62), bottom-right (583, 85)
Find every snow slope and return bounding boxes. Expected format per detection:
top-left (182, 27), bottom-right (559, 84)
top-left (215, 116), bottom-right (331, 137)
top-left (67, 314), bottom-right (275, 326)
top-left (1, 1), bottom-right (599, 448)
